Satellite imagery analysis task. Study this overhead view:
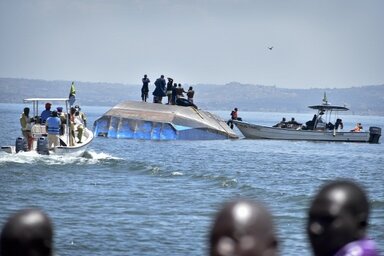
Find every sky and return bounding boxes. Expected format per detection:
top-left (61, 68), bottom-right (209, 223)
top-left (0, 0), bottom-right (383, 89)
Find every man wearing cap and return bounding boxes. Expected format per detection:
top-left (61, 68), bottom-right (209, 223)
top-left (74, 105), bottom-right (87, 127)
top-left (45, 111), bottom-right (61, 149)
top-left (40, 103), bottom-right (52, 124)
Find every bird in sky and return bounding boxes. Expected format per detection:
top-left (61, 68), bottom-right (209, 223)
top-left (268, 46), bottom-right (274, 50)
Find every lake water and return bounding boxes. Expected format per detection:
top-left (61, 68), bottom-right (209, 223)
top-left (0, 103), bottom-right (383, 255)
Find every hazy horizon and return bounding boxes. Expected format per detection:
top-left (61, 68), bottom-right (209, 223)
top-left (1, 0), bottom-right (383, 89)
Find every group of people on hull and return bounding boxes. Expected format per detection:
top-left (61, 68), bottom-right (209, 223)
top-left (0, 180), bottom-right (379, 256)
top-left (141, 74), bottom-right (195, 107)
top-left (20, 103), bottom-right (87, 151)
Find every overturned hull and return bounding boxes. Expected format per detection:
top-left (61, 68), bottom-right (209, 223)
top-left (93, 101), bottom-right (238, 140)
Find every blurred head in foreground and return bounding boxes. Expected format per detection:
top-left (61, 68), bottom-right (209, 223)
top-left (0, 208), bottom-right (54, 256)
top-left (307, 180), bottom-right (377, 256)
top-left (209, 199), bottom-right (278, 256)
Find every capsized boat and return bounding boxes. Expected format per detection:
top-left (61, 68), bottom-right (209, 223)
top-left (93, 100), bottom-right (238, 140)
top-left (233, 96), bottom-right (381, 143)
top-left (1, 98), bottom-right (93, 156)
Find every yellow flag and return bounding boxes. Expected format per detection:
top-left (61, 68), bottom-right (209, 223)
top-left (69, 81), bottom-right (76, 106)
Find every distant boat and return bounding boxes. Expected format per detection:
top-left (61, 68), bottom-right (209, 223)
top-left (1, 98), bottom-right (93, 156)
top-left (234, 95), bottom-right (381, 143)
top-left (93, 100), bottom-right (238, 140)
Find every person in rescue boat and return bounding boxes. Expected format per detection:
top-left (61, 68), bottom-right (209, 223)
top-left (74, 105), bottom-right (87, 127)
top-left (45, 110), bottom-right (61, 149)
top-left (351, 123), bottom-right (363, 132)
top-left (56, 107), bottom-right (66, 136)
top-left (40, 102), bottom-right (52, 124)
top-left (20, 107), bottom-right (34, 151)
top-left (69, 107), bottom-right (84, 144)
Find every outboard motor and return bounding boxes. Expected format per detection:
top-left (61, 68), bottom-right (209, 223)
top-left (37, 136), bottom-right (49, 155)
top-left (15, 137), bottom-right (28, 153)
top-left (368, 127), bottom-right (381, 144)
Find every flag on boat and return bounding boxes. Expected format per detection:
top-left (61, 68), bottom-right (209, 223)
top-left (69, 81), bottom-right (76, 106)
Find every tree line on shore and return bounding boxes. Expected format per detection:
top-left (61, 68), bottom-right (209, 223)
top-left (1, 78), bottom-right (383, 115)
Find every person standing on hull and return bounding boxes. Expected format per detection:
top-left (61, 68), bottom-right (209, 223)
top-left (209, 199), bottom-right (279, 256)
top-left (307, 180), bottom-right (379, 256)
top-left (153, 75), bottom-right (166, 103)
top-left (176, 83), bottom-right (187, 99)
top-left (141, 74), bottom-right (150, 102)
top-left (187, 86), bottom-right (195, 104)
top-left (45, 110), bottom-right (61, 149)
top-left (171, 83), bottom-right (178, 105)
top-left (20, 107), bottom-right (34, 151)
top-left (166, 77), bottom-right (174, 104)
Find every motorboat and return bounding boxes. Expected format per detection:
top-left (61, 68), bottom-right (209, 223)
top-left (1, 98), bottom-right (93, 156)
top-left (93, 100), bottom-right (238, 140)
top-left (233, 96), bottom-right (381, 143)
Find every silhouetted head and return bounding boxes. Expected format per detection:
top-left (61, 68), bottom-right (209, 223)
top-left (161, 75), bottom-right (164, 79)
top-left (56, 107), bottom-right (63, 113)
top-left (0, 209), bottom-right (54, 256)
top-left (282, 117), bottom-right (286, 121)
top-left (178, 83), bottom-right (181, 87)
top-left (144, 74), bottom-right (147, 78)
top-left (189, 86), bottom-right (193, 90)
top-left (210, 199), bottom-right (278, 256)
top-left (234, 108), bottom-right (238, 111)
top-left (23, 107), bottom-right (30, 116)
top-left (45, 103), bottom-right (51, 110)
top-left (51, 111), bottom-right (58, 117)
top-left (307, 180), bottom-right (370, 256)
top-left (70, 107), bottom-right (76, 115)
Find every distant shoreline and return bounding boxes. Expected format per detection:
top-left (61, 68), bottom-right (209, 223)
top-left (1, 78), bottom-right (383, 116)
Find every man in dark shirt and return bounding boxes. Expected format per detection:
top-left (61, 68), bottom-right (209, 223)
top-left (141, 74), bottom-right (150, 102)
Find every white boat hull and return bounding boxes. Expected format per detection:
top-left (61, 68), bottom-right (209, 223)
top-left (234, 121), bottom-right (380, 143)
top-left (53, 128), bottom-right (93, 157)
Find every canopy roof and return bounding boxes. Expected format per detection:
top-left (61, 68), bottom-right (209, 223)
top-left (24, 98), bottom-right (69, 103)
top-left (308, 104), bottom-right (349, 111)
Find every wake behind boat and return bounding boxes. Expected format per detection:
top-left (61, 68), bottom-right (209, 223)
top-left (1, 98), bottom-right (93, 156)
top-left (234, 95), bottom-right (381, 143)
